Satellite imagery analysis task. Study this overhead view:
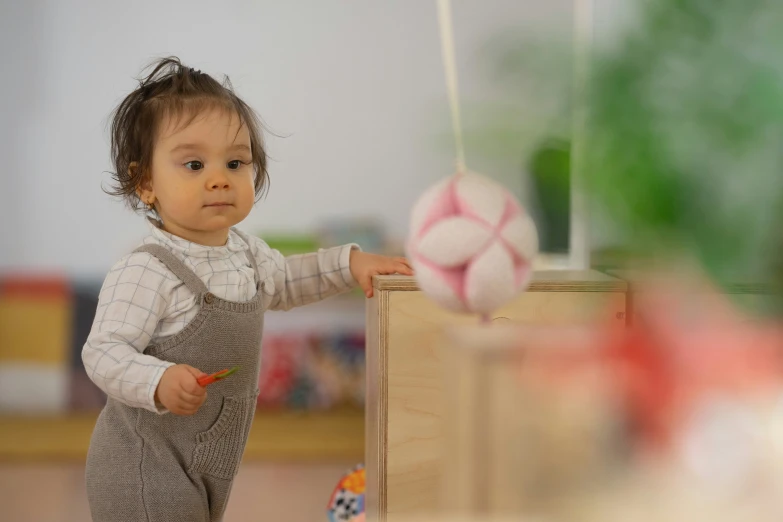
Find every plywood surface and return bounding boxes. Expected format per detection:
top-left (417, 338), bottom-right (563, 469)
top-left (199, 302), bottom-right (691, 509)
top-left (365, 290), bottom-right (384, 518)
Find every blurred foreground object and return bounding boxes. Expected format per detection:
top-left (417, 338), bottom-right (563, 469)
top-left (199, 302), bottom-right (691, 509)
top-left (407, 0), bottom-right (539, 317)
top-left (441, 276), bottom-right (783, 521)
top-left (407, 171), bottom-right (539, 316)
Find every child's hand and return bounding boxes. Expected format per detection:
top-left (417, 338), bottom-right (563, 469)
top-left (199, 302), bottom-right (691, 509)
top-left (155, 364), bottom-right (208, 415)
top-left (349, 251), bottom-right (414, 298)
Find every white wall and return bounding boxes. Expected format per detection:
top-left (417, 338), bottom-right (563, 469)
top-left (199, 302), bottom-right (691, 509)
top-left (1, 0), bottom-right (575, 277)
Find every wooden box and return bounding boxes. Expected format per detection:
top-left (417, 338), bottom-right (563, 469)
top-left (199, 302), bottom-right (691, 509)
top-left (364, 271), bottom-right (627, 521)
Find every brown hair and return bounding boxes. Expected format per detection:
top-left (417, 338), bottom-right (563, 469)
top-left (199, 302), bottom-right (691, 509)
top-left (106, 56), bottom-right (268, 212)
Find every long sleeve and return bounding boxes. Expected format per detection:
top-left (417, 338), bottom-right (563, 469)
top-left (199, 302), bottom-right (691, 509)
top-left (248, 236), bottom-right (359, 312)
top-left (81, 252), bottom-right (178, 413)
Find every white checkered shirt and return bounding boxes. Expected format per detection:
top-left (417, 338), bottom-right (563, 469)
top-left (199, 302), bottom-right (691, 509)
top-left (82, 220), bottom-right (358, 413)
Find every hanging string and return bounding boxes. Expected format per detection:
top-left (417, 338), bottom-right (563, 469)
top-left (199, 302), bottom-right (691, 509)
top-left (436, 0), bottom-right (467, 174)
top-left (437, 0), bottom-right (499, 325)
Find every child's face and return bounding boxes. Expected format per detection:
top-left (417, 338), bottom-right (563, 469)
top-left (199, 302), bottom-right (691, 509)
top-left (141, 108), bottom-right (256, 246)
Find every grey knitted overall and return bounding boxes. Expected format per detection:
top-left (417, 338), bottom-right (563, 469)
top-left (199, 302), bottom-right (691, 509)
top-left (86, 244), bottom-right (264, 522)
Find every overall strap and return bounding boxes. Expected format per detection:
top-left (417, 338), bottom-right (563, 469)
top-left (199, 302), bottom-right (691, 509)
top-left (133, 244), bottom-right (209, 295)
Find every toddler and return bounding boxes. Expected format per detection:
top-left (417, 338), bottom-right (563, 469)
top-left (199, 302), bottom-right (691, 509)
top-left (82, 56), bottom-right (411, 522)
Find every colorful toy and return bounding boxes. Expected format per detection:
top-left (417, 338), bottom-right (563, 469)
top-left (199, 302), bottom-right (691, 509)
top-left (197, 366), bottom-right (239, 387)
top-left (304, 333), bottom-right (366, 409)
top-left (256, 332), bottom-right (367, 411)
top-left (257, 335), bottom-right (306, 408)
top-left (408, 171), bottom-right (538, 316)
top-left (327, 464), bottom-right (365, 522)
top-left (405, 1), bottom-right (538, 318)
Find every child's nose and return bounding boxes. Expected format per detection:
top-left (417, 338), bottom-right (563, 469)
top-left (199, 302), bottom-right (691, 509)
top-left (207, 170), bottom-right (231, 190)
top-left (209, 180), bottom-right (230, 190)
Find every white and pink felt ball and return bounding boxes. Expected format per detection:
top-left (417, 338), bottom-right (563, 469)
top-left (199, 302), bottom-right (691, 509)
top-left (407, 172), bottom-right (539, 315)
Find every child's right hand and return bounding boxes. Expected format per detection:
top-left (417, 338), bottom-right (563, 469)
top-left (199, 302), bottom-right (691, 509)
top-left (154, 364), bottom-right (208, 415)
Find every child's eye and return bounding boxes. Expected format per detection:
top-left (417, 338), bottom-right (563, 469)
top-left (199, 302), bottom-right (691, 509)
top-left (184, 161), bottom-right (204, 171)
top-left (227, 160), bottom-right (246, 170)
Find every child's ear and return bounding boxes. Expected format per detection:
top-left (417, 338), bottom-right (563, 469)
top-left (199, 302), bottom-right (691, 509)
top-left (131, 162), bottom-right (155, 206)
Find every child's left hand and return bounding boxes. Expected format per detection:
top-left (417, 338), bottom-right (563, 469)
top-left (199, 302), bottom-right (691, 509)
top-left (350, 250), bottom-right (414, 298)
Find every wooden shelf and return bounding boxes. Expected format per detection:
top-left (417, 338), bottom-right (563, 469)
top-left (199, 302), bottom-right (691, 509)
top-left (365, 270), bottom-right (628, 518)
top-left (0, 408), bottom-right (364, 463)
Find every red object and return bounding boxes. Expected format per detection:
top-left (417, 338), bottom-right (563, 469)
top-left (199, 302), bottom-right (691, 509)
top-left (198, 366), bottom-right (239, 387)
top-left (603, 319), bottom-right (678, 451)
top-left (601, 284), bottom-right (783, 453)
top-left (519, 282), bottom-right (783, 455)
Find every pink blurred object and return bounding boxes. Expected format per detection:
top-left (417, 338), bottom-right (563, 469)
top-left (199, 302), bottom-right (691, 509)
top-left (607, 276), bottom-right (783, 452)
top-left (616, 277), bottom-right (783, 450)
top-left (524, 273), bottom-right (783, 453)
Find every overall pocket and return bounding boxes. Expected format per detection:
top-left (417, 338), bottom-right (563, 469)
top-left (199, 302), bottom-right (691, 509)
top-left (189, 391), bottom-right (259, 480)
